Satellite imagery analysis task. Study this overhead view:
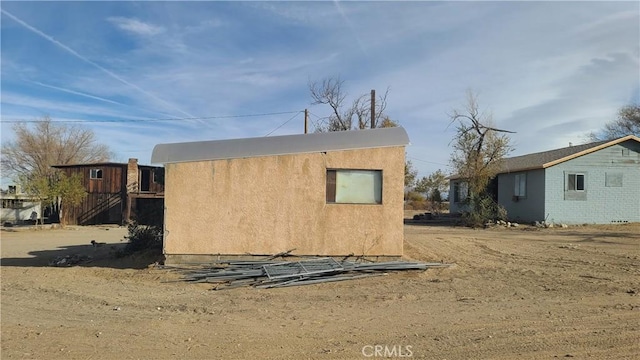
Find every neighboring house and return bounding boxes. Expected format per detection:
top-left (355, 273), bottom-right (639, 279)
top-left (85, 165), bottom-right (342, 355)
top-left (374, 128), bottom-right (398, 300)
top-left (0, 185), bottom-right (42, 225)
top-left (450, 135), bottom-right (640, 224)
top-left (52, 158), bottom-right (164, 225)
top-left (151, 127), bottom-right (410, 263)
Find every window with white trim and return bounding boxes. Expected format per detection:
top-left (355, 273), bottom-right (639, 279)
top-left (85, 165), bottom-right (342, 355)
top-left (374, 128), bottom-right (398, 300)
top-left (514, 173), bottom-right (526, 197)
top-left (90, 168), bottom-right (103, 179)
top-left (565, 172), bottom-right (587, 201)
top-left (567, 173), bottom-right (585, 191)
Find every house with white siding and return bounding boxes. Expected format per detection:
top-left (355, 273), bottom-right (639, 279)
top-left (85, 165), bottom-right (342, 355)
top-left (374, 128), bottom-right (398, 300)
top-left (0, 186), bottom-right (42, 225)
top-left (450, 135), bottom-right (640, 224)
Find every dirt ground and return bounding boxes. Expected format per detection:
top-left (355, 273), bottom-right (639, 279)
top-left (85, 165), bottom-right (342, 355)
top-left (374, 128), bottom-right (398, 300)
top-left (1, 220), bottom-right (639, 360)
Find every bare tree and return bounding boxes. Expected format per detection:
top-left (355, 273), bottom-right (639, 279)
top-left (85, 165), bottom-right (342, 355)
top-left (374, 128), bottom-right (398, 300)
top-left (2, 116), bottom-right (109, 224)
top-left (589, 104), bottom-right (640, 141)
top-left (309, 77), bottom-right (417, 205)
top-left (450, 91), bottom-right (513, 226)
top-left (309, 76), bottom-right (389, 131)
top-left (1, 116), bottom-right (112, 181)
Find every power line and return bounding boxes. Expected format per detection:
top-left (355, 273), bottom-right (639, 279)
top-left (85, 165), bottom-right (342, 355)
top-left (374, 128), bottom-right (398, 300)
top-left (307, 110), bottom-right (322, 119)
top-left (0, 110), bottom-right (302, 124)
top-left (264, 111), bottom-right (303, 136)
top-left (306, 110), bottom-right (324, 131)
top-left (407, 156), bottom-right (451, 167)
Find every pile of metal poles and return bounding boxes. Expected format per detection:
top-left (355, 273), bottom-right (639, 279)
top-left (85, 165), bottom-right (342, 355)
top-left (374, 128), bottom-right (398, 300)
top-left (169, 255), bottom-right (450, 290)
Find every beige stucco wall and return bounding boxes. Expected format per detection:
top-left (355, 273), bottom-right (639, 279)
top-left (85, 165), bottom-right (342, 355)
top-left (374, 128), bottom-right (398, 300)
top-left (163, 146), bottom-right (405, 257)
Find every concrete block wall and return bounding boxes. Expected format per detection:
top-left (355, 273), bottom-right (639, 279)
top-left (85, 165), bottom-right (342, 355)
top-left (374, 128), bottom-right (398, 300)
top-left (544, 142), bottom-right (640, 224)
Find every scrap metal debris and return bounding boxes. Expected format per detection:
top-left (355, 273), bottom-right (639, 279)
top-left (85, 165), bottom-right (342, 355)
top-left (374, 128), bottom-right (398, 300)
top-left (48, 254), bottom-right (93, 267)
top-left (168, 257), bottom-right (450, 290)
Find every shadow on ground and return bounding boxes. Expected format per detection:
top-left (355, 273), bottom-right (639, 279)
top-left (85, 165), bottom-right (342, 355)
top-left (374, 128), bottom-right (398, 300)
top-left (0, 242), bottom-right (162, 269)
top-left (552, 229), bottom-right (640, 244)
top-left (403, 213), bottom-right (463, 227)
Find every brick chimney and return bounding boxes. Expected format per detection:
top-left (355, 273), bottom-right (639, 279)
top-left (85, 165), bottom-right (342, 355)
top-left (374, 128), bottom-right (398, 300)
top-left (127, 158), bottom-right (139, 193)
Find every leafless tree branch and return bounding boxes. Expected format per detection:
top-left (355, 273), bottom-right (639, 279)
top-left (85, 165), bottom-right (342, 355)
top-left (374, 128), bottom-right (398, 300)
top-left (1, 115), bottom-right (111, 182)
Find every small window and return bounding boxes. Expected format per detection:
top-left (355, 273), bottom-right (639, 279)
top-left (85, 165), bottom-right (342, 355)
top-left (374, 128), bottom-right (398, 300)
top-left (326, 169), bottom-right (382, 204)
top-left (514, 173), bottom-right (526, 197)
top-left (622, 148), bottom-right (630, 157)
top-left (605, 172), bottom-right (623, 187)
top-left (2, 199), bottom-right (24, 209)
top-left (152, 168), bottom-right (165, 184)
top-left (90, 168), bottom-right (103, 179)
top-left (567, 173), bottom-right (585, 191)
top-left (453, 181), bottom-right (468, 203)
top-left (565, 172), bottom-right (587, 201)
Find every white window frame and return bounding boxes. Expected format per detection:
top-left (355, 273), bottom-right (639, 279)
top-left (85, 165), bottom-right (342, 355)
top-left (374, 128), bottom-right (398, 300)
top-left (90, 168), bottom-right (103, 180)
top-left (514, 173), bottom-right (526, 198)
top-left (567, 173), bottom-right (585, 192)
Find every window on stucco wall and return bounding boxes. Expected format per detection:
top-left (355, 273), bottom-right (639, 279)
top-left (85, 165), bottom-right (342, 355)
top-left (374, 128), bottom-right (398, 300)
top-left (326, 169), bottom-right (382, 204)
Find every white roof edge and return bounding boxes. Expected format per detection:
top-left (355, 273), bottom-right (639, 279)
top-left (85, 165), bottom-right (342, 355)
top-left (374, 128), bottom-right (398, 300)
top-left (151, 127), bottom-right (410, 164)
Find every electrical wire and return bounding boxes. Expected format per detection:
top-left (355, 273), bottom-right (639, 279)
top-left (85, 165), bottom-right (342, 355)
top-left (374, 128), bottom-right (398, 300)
top-left (264, 111), bottom-right (303, 136)
top-left (407, 156), bottom-right (451, 167)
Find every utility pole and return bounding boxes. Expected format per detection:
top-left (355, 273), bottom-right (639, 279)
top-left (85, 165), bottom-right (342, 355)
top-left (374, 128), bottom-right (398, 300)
top-left (304, 109), bottom-right (308, 134)
top-left (370, 89), bottom-right (376, 129)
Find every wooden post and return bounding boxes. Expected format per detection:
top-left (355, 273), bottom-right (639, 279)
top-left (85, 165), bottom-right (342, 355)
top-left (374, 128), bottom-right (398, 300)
top-left (304, 109), bottom-right (308, 134)
top-left (370, 89), bottom-right (376, 128)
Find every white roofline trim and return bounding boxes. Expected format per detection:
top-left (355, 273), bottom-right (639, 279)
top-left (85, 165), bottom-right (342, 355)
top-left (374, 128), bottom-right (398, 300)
top-left (151, 127), bottom-right (410, 164)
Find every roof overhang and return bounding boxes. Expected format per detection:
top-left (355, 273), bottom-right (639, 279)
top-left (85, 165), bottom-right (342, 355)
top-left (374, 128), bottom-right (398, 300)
top-left (449, 135), bottom-right (640, 180)
top-left (151, 127), bottom-right (411, 164)
top-left (539, 135), bottom-right (640, 169)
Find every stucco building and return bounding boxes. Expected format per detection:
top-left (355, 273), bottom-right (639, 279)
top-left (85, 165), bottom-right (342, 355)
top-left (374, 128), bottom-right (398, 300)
top-left (151, 127), bottom-right (410, 263)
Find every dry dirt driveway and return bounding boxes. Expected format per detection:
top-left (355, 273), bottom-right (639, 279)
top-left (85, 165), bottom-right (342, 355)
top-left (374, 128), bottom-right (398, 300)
top-left (1, 223), bottom-right (639, 359)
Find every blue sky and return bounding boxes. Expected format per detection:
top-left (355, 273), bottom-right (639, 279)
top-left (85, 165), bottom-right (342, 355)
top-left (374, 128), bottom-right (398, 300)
top-left (1, 1), bottom-right (639, 185)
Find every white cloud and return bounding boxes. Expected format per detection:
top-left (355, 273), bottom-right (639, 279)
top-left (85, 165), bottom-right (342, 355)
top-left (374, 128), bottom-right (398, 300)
top-left (184, 19), bottom-right (224, 33)
top-left (1, 1), bottom-right (638, 181)
top-left (1, 9), bottom-right (195, 118)
top-left (107, 16), bottom-right (165, 36)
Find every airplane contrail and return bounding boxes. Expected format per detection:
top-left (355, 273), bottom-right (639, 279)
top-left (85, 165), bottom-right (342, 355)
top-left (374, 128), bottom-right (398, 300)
top-left (332, 0), bottom-right (367, 56)
top-left (1, 9), bottom-right (197, 119)
top-left (27, 80), bottom-right (177, 118)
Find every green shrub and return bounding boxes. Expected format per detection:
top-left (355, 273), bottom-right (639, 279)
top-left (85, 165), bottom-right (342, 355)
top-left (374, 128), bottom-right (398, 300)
top-left (462, 193), bottom-right (507, 227)
top-left (122, 221), bottom-right (162, 254)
